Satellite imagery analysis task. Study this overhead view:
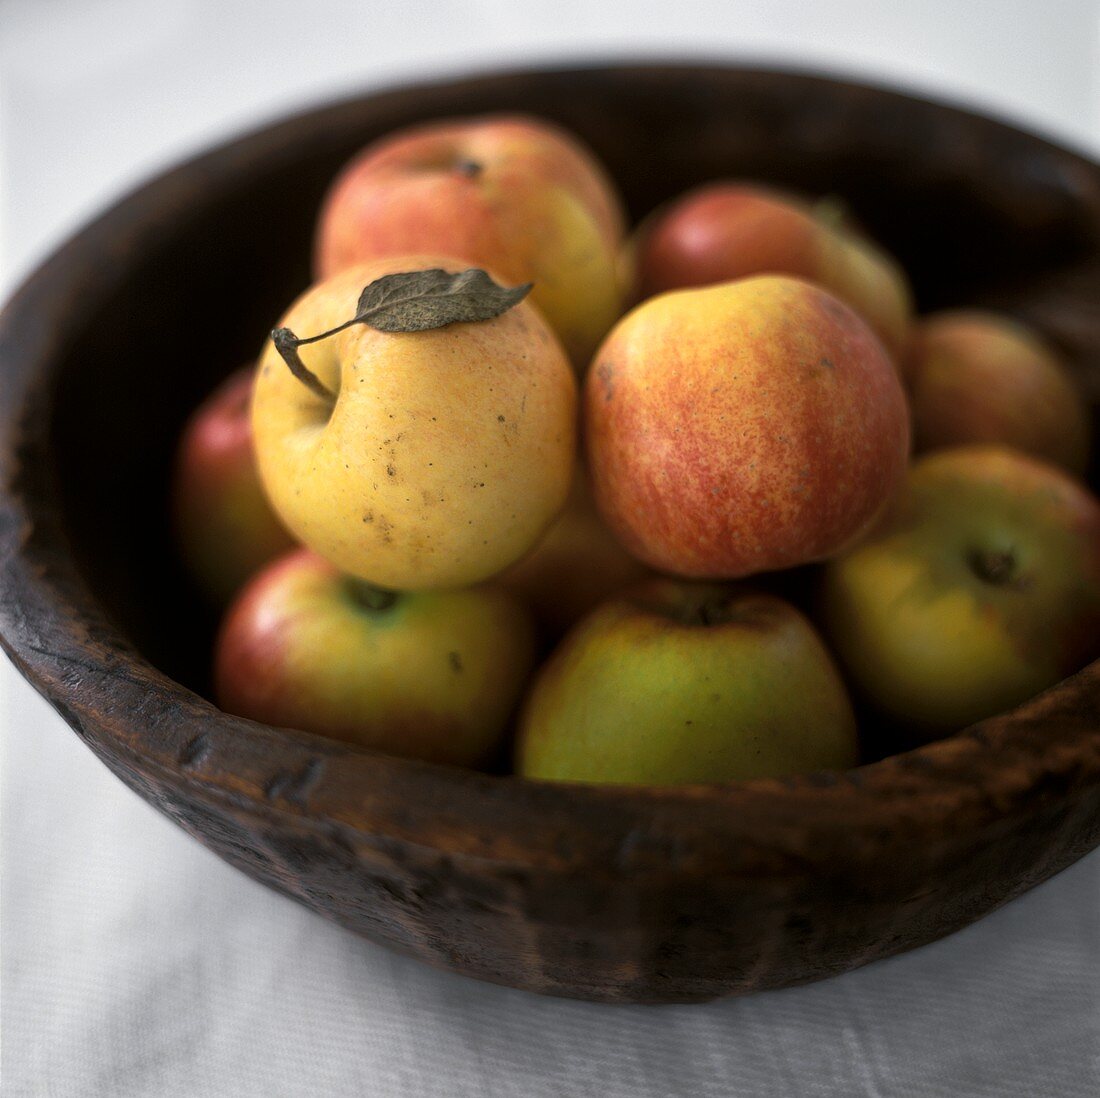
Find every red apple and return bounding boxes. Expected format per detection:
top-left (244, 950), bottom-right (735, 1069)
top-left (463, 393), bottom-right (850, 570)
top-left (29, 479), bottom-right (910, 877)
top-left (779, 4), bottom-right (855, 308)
top-left (633, 182), bottom-right (913, 359)
top-left (585, 275), bottom-right (911, 579)
top-left (215, 548), bottom-right (536, 767)
top-left (314, 114), bottom-right (627, 368)
top-left (496, 467), bottom-right (652, 638)
top-left (906, 310), bottom-right (1091, 474)
top-left (172, 368), bottom-right (295, 603)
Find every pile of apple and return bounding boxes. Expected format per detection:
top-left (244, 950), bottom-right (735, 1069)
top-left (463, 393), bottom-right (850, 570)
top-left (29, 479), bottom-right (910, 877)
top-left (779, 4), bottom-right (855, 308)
top-left (173, 114), bottom-right (1100, 786)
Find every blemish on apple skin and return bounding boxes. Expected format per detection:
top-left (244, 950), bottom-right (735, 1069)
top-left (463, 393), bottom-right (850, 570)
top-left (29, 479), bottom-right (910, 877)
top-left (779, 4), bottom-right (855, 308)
top-left (595, 361), bottom-right (615, 401)
top-left (448, 651), bottom-right (464, 673)
top-left (386, 464), bottom-right (396, 477)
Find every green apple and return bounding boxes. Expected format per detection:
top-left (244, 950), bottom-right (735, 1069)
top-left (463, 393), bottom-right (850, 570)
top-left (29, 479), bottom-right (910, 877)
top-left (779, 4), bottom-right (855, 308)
top-left (515, 579), bottom-right (858, 785)
top-left (215, 548), bottom-right (536, 767)
top-left (251, 257), bottom-right (577, 591)
top-left (822, 445), bottom-right (1100, 739)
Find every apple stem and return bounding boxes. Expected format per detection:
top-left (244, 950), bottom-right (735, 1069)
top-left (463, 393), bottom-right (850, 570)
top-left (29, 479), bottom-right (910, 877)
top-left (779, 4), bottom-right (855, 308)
top-left (271, 268), bottom-right (532, 404)
top-left (969, 548), bottom-right (1017, 586)
top-left (346, 578), bottom-right (398, 612)
top-left (271, 327), bottom-right (339, 404)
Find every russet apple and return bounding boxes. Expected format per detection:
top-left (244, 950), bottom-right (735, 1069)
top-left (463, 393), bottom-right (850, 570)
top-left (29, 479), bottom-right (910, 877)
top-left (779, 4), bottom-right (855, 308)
top-left (585, 275), bottom-right (910, 579)
top-left (516, 580), bottom-right (859, 785)
top-left (314, 114), bottom-right (627, 368)
top-left (251, 257), bottom-right (577, 591)
top-left (172, 368), bottom-right (295, 603)
top-left (215, 548), bottom-right (536, 767)
top-left (822, 445), bottom-right (1100, 739)
top-left (906, 310), bottom-right (1091, 474)
top-left (496, 466), bottom-right (652, 638)
top-left (633, 182), bottom-right (913, 359)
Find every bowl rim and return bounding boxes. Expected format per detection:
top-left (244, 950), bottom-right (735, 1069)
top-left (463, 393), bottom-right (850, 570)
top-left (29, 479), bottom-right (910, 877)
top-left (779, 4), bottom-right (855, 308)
top-left (3, 59), bottom-right (1100, 878)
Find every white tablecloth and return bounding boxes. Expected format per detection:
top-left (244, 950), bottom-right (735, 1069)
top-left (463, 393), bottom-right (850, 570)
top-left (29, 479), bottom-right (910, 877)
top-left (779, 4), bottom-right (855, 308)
top-left (3, 2), bottom-right (1099, 1094)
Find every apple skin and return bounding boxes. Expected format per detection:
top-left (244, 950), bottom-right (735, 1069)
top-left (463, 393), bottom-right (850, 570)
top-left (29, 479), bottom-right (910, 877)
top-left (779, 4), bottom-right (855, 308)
top-left (585, 274), bottom-right (911, 579)
top-left (821, 445), bottom-right (1100, 740)
top-left (172, 368), bottom-right (295, 603)
top-left (906, 310), bottom-right (1091, 474)
top-left (314, 114), bottom-right (627, 369)
top-left (515, 580), bottom-right (859, 785)
top-left (633, 182), bottom-right (913, 360)
top-left (496, 467), bottom-right (653, 638)
top-left (252, 256), bottom-right (577, 591)
top-left (215, 548), bottom-right (537, 767)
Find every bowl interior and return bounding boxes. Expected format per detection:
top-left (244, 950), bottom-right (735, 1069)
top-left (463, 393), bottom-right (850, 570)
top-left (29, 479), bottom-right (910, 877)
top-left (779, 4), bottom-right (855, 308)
top-left (31, 64), bottom-right (1100, 699)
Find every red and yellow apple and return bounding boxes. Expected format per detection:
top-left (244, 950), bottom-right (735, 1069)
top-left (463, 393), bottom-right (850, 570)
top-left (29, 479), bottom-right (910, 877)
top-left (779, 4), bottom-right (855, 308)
top-left (516, 580), bottom-right (859, 785)
top-left (633, 182), bottom-right (913, 359)
top-left (906, 310), bottom-right (1091, 474)
top-left (215, 548), bottom-right (536, 767)
top-left (251, 257), bottom-right (577, 591)
top-left (496, 467), bottom-right (652, 637)
top-left (822, 445), bottom-right (1100, 739)
top-left (172, 368), bottom-right (295, 603)
top-left (314, 114), bottom-right (627, 368)
top-left (585, 275), bottom-right (910, 579)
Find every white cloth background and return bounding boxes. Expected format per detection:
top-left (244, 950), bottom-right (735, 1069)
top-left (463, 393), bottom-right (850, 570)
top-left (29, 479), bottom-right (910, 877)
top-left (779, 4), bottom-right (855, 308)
top-left (2, 2), bottom-right (1099, 1095)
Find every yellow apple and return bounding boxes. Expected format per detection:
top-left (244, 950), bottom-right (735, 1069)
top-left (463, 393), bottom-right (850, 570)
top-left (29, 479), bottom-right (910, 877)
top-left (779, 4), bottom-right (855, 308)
top-left (252, 258), bottom-right (577, 590)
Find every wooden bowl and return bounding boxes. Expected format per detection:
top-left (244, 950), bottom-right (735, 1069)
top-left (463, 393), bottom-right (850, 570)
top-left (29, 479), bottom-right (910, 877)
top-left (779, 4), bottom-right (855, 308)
top-left (2, 63), bottom-right (1100, 1004)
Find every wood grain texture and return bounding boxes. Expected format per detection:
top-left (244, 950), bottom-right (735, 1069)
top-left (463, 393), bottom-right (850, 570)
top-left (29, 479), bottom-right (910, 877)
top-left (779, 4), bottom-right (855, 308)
top-left (2, 63), bottom-right (1100, 1003)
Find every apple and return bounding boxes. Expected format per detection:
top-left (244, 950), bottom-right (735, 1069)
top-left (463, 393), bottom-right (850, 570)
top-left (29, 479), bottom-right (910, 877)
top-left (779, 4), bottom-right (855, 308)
top-left (906, 309), bottom-right (1091, 474)
top-left (172, 367), bottom-right (295, 603)
top-left (515, 580), bottom-right (859, 785)
top-left (215, 548), bottom-right (536, 767)
top-left (632, 182), bottom-right (913, 359)
top-left (314, 114), bottom-right (627, 368)
top-left (585, 274), bottom-right (910, 579)
top-left (251, 257), bottom-right (577, 591)
top-left (496, 466), bottom-right (652, 638)
top-left (821, 445), bottom-right (1100, 739)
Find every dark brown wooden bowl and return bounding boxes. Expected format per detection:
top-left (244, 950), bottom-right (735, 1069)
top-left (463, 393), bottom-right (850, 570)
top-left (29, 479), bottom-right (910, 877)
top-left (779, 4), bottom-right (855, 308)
top-left (3, 63), bottom-right (1100, 1004)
